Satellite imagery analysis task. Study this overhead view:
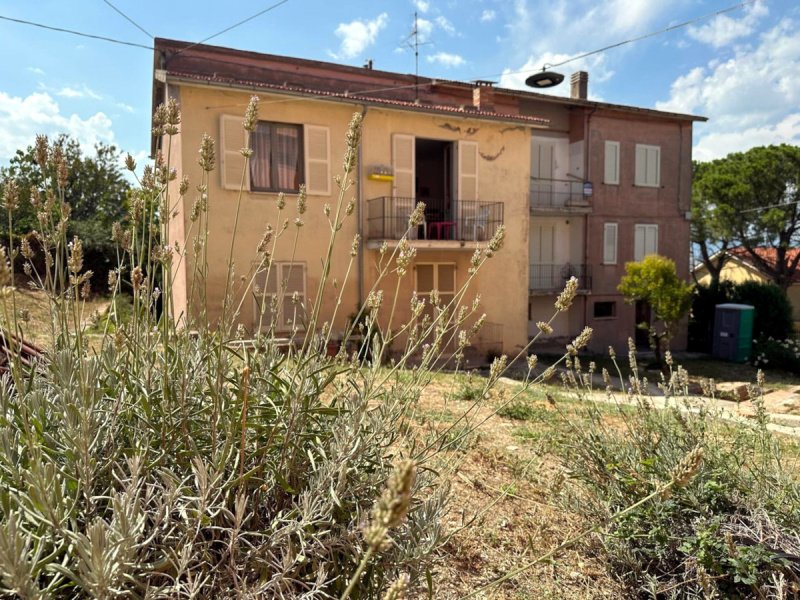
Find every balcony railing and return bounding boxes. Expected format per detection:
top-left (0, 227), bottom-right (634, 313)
top-left (366, 197), bottom-right (504, 242)
top-left (529, 263), bottom-right (592, 292)
top-left (530, 178), bottom-right (590, 211)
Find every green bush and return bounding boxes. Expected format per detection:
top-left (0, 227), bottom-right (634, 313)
top-left (0, 103), bottom-right (514, 598)
top-left (689, 281), bottom-right (793, 352)
top-left (732, 280), bottom-right (794, 340)
top-left (752, 337), bottom-right (800, 373)
top-left (555, 359), bottom-right (800, 597)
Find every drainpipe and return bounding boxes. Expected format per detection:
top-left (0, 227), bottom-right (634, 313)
top-left (582, 105), bottom-right (597, 335)
top-left (357, 105), bottom-right (369, 309)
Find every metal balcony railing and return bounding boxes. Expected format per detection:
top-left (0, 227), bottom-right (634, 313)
top-left (530, 178), bottom-right (590, 210)
top-left (366, 197), bottom-right (504, 242)
top-left (529, 263), bottom-right (592, 292)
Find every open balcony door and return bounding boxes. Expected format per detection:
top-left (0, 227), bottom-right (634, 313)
top-left (457, 140), bottom-right (479, 239)
top-left (392, 133), bottom-right (416, 238)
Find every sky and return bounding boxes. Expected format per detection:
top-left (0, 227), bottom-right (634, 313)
top-left (0, 0), bottom-right (798, 170)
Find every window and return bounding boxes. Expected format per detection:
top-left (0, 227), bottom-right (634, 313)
top-left (219, 116), bottom-right (330, 195)
top-left (250, 122), bottom-right (303, 192)
top-left (634, 224), bottom-right (658, 261)
top-left (593, 301), bottom-right (616, 319)
top-left (604, 141), bottom-right (620, 185)
top-left (634, 144), bottom-right (660, 187)
top-left (416, 263), bottom-right (456, 316)
top-left (603, 223), bottom-right (618, 265)
top-left (253, 262), bottom-right (306, 332)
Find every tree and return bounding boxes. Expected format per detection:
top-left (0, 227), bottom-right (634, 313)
top-left (618, 255), bottom-right (693, 367)
top-left (0, 135), bottom-right (131, 289)
top-left (692, 145), bottom-right (800, 290)
top-left (691, 159), bottom-right (737, 286)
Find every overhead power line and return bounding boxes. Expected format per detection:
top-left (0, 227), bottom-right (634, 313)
top-left (0, 14), bottom-right (153, 50)
top-left (542, 0), bottom-right (757, 71)
top-left (102, 0), bottom-right (153, 39)
top-left (171, 0), bottom-right (292, 57)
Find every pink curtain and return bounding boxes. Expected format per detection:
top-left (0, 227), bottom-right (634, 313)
top-left (274, 126), bottom-right (300, 190)
top-left (250, 123), bottom-right (272, 190)
top-left (250, 124), bottom-right (301, 191)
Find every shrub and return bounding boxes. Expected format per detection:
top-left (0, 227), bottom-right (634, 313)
top-left (731, 280), bottom-right (794, 340)
top-left (553, 356), bottom-right (800, 597)
top-left (0, 101), bottom-right (517, 598)
top-left (752, 337), bottom-right (800, 373)
top-left (690, 281), bottom-right (793, 352)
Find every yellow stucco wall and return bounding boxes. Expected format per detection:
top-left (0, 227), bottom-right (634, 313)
top-left (169, 85), bottom-right (361, 334)
top-left (359, 108), bottom-right (531, 354)
top-left (168, 83), bottom-right (531, 353)
top-left (694, 260), bottom-right (765, 286)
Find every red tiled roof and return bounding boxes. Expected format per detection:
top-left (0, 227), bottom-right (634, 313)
top-left (729, 247), bottom-right (800, 282)
top-left (166, 69), bottom-right (551, 126)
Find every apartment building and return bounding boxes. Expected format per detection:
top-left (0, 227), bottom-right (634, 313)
top-left (152, 38), bottom-right (704, 356)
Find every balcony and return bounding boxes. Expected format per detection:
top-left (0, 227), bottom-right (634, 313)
top-left (530, 178), bottom-right (591, 213)
top-left (366, 197), bottom-right (504, 248)
top-left (529, 263), bottom-right (592, 294)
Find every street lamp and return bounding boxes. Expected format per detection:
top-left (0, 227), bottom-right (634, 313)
top-left (525, 69), bottom-right (564, 89)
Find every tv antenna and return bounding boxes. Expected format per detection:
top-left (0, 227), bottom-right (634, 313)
top-left (404, 11), bottom-right (432, 101)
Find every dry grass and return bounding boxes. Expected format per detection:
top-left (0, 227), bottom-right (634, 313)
top-left (1, 286), bottom-right (111, 349)
top-left (414, 378), bottom-right (626, 599)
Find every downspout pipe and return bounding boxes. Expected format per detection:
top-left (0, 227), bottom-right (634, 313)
top-left (582, 105), bottom-right (598, 334)
top-left (357, 105), bottom-right (368, 309)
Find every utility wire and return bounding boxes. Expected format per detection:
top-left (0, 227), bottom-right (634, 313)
top-left (0, 0), bottom-right (754, 101)
top-left (171, 0), bottom-right (291, 58)
top-left (542, 0), bottom-right (757, 71)
top-left (0, 14), bottom-right (153, 50)
top-left (102, 0), bottom-right (152, 39)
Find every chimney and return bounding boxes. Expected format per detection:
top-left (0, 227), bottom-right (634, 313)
top-left (472, 80), bottom-right (495, 111)
top-left (570, 71), bottom-right (588, 100)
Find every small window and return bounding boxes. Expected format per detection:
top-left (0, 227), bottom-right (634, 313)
top-left (593, 301), bottom-right (616, 319)
top-left (634, 144), bottom-right (660, 187)
top-left (250, 122), bottom-right (304, 193)
top-left (603, 223), bottom-right (618, 265)
top-left (604, 141), bottom-right (620, 185)
top-left (634, 224), bottom-right (658, 261)
top-left (416, 263), bottom-right (456, 314)
top-left (254, 262), bottom-right (307, 331)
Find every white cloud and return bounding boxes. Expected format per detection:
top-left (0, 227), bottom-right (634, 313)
top-left (656, 18), bottom-right (800, 160)
top-left (499, 0), bottom-right (669, 98)
top-left (116, 102), bottom-right (135, 114)
top-left (687, 0), bottom-right (768, 48)
top-left (416, 17), bottom-right (434, 42)
top-left (427, 52), bottom-right (466, 68)
top-left (27, 67), bottom-right (45, 76)
top-left (57, 85), bottom-right (103, 101)
top-left (333, 13), bottom-right (388, 59)
top-left (0, 91), bottom-right (114, 163)
top-left (435, 16), bottom-right (456, 35)
top-left (692, 114), bottom-right (800, 162)
top-left (414, 0), bottom-right (430, 13)
top-left (480, 9), bottom-right (496, 22)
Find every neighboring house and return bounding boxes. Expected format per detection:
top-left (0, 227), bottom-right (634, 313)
top-left (693, 247), bottom-right (800, 325)
top-left (152, 38), bottom-right (704, 356)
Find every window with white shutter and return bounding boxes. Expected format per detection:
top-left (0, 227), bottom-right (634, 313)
top-left (458, 140), bottom-right (479, 201)
top-left (634, 224), bottom-right (658, 261)
top-left (603, 223), bottom-right (618, 264)
top-left (223, 117), bottom-right (330, 195)
top-left (634, 144), bottom-right (660, 187)
top-left (304, 125), bottom-right (330, 196)
top-left (253, 262), bottom-right (307, 332)
top-left (392, 133), bottom-right (415, 199)
top-left (416, 263), bottom-right (456, 318)
top-left (220, 114), bottom-right (250, 191)
top-left (604, 141), bottom-right (620, 185)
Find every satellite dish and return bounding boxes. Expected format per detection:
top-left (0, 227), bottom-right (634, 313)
top-left (525, 70), bottom-right (564, 89)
